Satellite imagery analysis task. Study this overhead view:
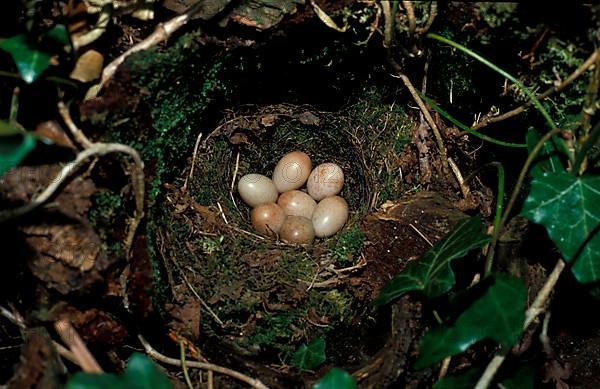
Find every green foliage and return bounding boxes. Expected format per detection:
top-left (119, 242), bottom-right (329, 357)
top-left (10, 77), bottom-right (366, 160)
top-left (331, 224), bottom-right (365, 265)
top-left (522, 172), bottom-right (600, 284)
top-left (313, 368), bottom-right (356, 389)
top-left (415, 274), bottom-right (526, 369)
top-left (0, 25), bottom-right (69, 83)
top-left (66, 353), bottom-right (172, 389)
top-left (526, 128), bottom-right (564, 177)
top-left (476, 2), bottom-right (518, 29)
top-left (291, 337), bottom-right (326, 370)
top-left (0, 130), bottom-right (36, 177)
top-left (500, 364), bottom-right (535, 389)
top-left (432, 367), bottom-right (482, 389)
top-left (375, 216), bottom-right (490, 305)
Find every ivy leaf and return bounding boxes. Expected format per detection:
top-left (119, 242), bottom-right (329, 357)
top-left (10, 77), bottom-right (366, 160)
top-left (0, 34), bottom-right (52, 83)
top-left (66, 353), bottom-right (172, 389)
top-left (0, 25), bottom-right (69, 83)
top-left (499, 363), bottom-right (534, 389)
top-left (0, 132), bottom-right (36, 177)
top-left (415, 274), bottom-right (526, 369)
top-left (521, 172), bottom-right (600, 284)
top-left (312, 368), bottom-right (356, 389)
top-left (291, 338), bottom-right (326, 370)
top-left (526, 128), bottom-right (564, 178)
top-left (432, 367), bottom-right (482, 389)
top-left (374, 216), bottom-right (490, 305)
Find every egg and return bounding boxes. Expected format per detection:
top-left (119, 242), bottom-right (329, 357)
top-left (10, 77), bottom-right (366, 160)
top-left (272, 151), bottom-right (312, 193)
top-left (312, 196), bottom-right (349, 238)
top-left (238, 174), bottom-right (278, 207)
top-left (307, 163), bottom-right (344, 201)
top-left (280, 216), bottom-right (315, 244)
top-left (251, 203), bottom-right (286, 235)
top-left (277, 190), bottom-right (317, 219)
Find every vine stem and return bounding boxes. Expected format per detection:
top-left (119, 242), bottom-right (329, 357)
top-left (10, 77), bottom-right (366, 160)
top-left (475, 258), bottom-right (566, 389)
top-left (484, 127), bottom-right (562, 274)
top-left (138, 334), bottom-right (269, 389)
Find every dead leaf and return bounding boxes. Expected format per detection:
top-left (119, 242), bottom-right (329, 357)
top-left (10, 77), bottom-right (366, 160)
top-left (70, 50), bottom-right (104, 82)
top-left (34, 121), bottom-right (76, 149)
top-left (297, 110), bottom-right (320, 126)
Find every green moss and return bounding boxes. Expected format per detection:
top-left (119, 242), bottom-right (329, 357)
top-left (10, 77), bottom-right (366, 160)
top-left (330, 223), bottom-right (365, 266)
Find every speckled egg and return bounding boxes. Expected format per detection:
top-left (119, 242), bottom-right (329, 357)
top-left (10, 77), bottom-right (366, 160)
top-left (280, 215), bottom-right (315, 244)
top-left (312, 196), bottom-right (349, 238)
top-left (237, 173), bottom-right (278, 207)
top-left (307, 162), bottom-right (344, 201)
top-left (251, 202), bottom-right (286, 235)
top-left (277, 190), bottom-right (317, 219)
top-left (272, 151), bottom-right (312, 193)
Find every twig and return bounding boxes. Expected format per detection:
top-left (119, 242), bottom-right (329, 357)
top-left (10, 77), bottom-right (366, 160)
top-left (179, 336), bottom-right (194, 389)
top-left (409, 223), bottom-right (433, 247)
top-left (402, 1), bottom-right (417, 38)
top-left (73, 4), bottom-right (111, 50)
top-left (438, 356), bottom-right (451, 379)
top-left (183, 132), bottom-right (203, 192)
top-left (448, 157), bottom-right (470, 198)
top-left (382, 1), bottom-right (450, 175)
top-left (416, 2), bottom-right (438, 34)
top-left (99, 1), bottom-right (204, 89)
top-left (138, 334), bottom-right (269, 389)
top-left (472, 49), bottom-right (600, 130)
top-left (55, 319), bottom-right (103, 373)
top-left (474, 258), bottom-right (566, 389)
top-left (58, 102), bottom-right (93, 149)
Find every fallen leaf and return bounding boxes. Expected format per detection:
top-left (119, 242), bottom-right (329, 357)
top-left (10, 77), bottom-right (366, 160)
top-left (70, 49), bottom-right (104, 82)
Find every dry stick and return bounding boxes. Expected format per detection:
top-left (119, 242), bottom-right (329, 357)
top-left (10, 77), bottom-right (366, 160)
top-left (138, 334), bottom-right (269, 389)
top-left (381, 1), bottom-right (450, 175)
top-left (183, 132), bottom-right (203, 192)
top-left (0, 143), bottom-right (141, 223)
top-left (402, 1), bottom-right (417, 37)
top-left (448, 157), bottom-right (470, 197)
top-left (472, 49), bottom-right (599, 131)
top-left (100, 1), bottom-right (203, 89)
top-left (416, 1), bottom-right (438, 34)
top-left (0, 305), bottom-right (79, 365)
top-left (474, 259), bottom-right (566, 389)
top-left (73, 4), bottom-right (111, 50)
top-left (55, 319), bottom-right (103, 373)
top-left (58, 102), bottom-right (93, 149)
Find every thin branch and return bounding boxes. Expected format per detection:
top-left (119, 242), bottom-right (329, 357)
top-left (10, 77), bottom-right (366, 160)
top-left (416, 2), bottom-right (438, 34)
top-left (55, 319), bottom-right (103, 373)
top-left (138, 334), bottom-right (269, 389)
top-left (99, 1), bottom-right (204, 90)
top-left (474, 258), bottom-right (566, 389)
top-left (382, 2), bottom-right (450, 175)
top-left (73, 4), bottom-right (111, 50)
top-left (472, 49), bottom-right (599, 130)
top-left (58, 102), bottom-right (93, 149)
top-left (402, 1), bottom-right (417, 38)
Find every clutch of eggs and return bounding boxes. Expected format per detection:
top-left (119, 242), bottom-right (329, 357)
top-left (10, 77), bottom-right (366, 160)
top-left (237, 151), bottom-right (349, 244)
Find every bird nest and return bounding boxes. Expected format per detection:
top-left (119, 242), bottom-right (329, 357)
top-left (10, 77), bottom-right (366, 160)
top-left (155, 97), bottom-right (426, 386)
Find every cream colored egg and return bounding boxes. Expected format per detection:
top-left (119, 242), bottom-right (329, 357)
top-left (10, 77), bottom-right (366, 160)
top-left (307, 163), bottom-right (344, 201)
top-left (312, 196), bottom-right (349, 238)
top-left (280, 216), bottom-right (315, 244)
top-left (251, 203), bottom-right (286, 235)
top-left (237, 174), bottom-right (278, 207)
top-left (272, 151), bottom-right (312, 193)
top-left (277, 190), bottom-right (317, 219)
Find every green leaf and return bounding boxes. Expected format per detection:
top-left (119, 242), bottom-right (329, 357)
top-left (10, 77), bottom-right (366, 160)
top-left (312, 368), bottom-right (357, 389)
top-left (66, 353), bottom-right (172, 389)
top-left (0, 133), bottom-right (36, 176)
top-left (433, 367), bottom-right (482, 389)
top-left (374, 216), bottom-right (490, 305)
top-left (415, 274), bottom-right (526, 369)
top-left (0, 119), bottom-right (22, 137)
top-left (526, 128), bottom-right (564, 178)
top-left (291, 338), bottom-right (326, 370)
top-left (521, 172), bottom-right (600, 284)
top-left (45, 24), bottom-right (70, 47)
top-left (0, 34), bottom-right (52, 83)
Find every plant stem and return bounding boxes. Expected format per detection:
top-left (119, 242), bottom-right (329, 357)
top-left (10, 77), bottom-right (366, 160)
top-left (426, 33), bottom-right (556, 130)
top-left (475, 258), bottom-right (566, 389)
top-left (483, 162), bottom-right (505, 277)
top-left (484, 128), bottom-right (562, 274)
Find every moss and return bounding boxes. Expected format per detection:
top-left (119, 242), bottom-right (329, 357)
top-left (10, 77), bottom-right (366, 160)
top-left (330, 222), bottom-right (366, 266)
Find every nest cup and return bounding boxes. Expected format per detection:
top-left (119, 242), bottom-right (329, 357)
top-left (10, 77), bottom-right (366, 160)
top-left (158, 102), bottom-right (407, 383)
